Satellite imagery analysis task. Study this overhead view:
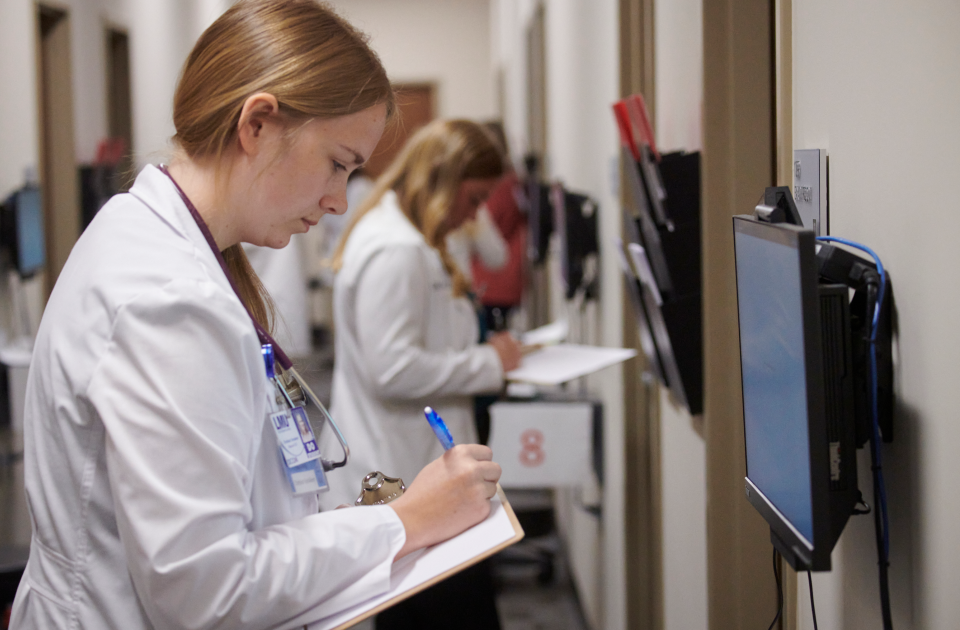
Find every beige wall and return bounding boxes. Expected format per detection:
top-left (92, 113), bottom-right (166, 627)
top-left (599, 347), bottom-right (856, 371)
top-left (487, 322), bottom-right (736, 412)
top-left (793, 1), bottom-right (960, 628)
top-left (653, 1), bottom-right (708, 629)
top-left (326, 0), bottom-right (496, 121)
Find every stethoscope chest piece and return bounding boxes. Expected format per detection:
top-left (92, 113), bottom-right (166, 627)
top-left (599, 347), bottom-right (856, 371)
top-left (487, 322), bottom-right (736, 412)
top-left (355, 471), bottom-right (405, 506)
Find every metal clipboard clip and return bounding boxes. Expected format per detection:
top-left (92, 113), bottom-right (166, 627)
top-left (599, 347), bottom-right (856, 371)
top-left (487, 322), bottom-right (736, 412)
top-left (273, 366), bottom-right (350, 472)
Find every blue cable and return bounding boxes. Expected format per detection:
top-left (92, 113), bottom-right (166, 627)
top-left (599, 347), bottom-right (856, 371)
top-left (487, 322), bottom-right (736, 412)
top-left (817, 236), bottom-right (889, 558)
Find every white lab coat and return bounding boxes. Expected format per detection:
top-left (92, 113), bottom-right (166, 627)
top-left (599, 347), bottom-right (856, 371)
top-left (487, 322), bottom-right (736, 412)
top-left (10, 165), bottom-right (406, 630)
top-left (318, 191), bottom-right (503, 509)
top-left (445, 206), bottom-right (509, 283)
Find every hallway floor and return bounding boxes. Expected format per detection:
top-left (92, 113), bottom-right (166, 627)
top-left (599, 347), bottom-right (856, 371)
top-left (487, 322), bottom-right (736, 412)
top-left (344, 527), bottom-right (589, 630)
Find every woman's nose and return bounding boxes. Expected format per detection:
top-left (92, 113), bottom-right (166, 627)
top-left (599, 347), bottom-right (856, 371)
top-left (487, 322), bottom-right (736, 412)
top-left (323, 187), bottom-right (348, 215)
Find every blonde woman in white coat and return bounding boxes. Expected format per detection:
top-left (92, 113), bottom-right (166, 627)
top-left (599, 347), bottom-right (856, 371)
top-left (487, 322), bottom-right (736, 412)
top-left (10, 3), bottom-right (501, 629)
top-left (324, 119), bottom-right (522, 630)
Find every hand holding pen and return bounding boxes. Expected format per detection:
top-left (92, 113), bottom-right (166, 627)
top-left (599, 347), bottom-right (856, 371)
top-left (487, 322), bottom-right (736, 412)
top-left (487, 331), bottom-right (522, 372)
top-left (386, 407), bottom-right (502, 559)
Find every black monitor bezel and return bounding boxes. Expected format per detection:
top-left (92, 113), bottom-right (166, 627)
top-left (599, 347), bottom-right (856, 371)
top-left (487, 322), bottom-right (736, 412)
top-left (553, 186), bottom-right (599, 300)
top-left (733, 215), bottom-right (833, 570)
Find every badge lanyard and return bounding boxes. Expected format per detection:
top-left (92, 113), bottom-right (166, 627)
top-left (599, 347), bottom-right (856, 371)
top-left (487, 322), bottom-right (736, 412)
top-left (262, 343), bottom-right (328, 494)
top-left (159, 165), bottom-right (350, 492)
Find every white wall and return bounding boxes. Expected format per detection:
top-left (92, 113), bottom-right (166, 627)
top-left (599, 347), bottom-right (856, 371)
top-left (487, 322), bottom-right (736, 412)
top-left (793, 1), bottom-right (960, 628)
top-left (659, 394), bottom-right (707, 630)
top-left (0, 0), bottom-right (42, 342)
top-left (0, 0), bottom-right (226, 341)
top-left (129, 0), bottom-right (230, 165)
top-left (547, 2), bottom-right (625, 629)
top-left (0, 0), bottom-right (40, 195)
top-left (326, 0), bottom-right (496, 121)
top-left (655, 0), bottom-right (703, 153)
top-left (0, 0), bottom-right (223, 172)
top-left (0, 0), bottom-right (40, 198)
top-left (493, 1), bottom-right (625, 628)
top-left (653, 1), bottom-right (707, 628)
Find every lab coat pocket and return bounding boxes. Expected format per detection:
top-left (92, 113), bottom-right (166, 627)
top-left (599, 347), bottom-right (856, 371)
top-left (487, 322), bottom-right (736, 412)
top-left (9, 580), bottom-right (75, 629)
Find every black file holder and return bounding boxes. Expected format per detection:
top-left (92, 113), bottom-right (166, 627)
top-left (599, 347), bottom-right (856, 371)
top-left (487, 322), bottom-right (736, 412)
top-left (623, 150), bottom-right (703, 416)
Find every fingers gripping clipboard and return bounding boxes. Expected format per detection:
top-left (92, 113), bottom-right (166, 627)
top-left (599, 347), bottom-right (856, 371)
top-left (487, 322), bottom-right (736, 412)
top-left (307, 487), bottom-right (524, 630)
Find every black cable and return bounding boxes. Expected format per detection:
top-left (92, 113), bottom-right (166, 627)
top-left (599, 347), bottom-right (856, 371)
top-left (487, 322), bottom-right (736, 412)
top-left (807, 571), bottom-right (819, 630)
top-left (820, 237), bottom-right (894, 629)
top-left (767, 548), bottom-right (783, 630)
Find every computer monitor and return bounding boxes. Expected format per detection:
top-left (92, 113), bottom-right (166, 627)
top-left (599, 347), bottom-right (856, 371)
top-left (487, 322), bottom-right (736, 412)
top-left (552, 185), bottom-right (598, 300)
top-left (1, 186), bottom-right (45, 278)
top-left (733, 215), bottom-right (859, 571)
top-left (525, 179), bottom-right (552, 266)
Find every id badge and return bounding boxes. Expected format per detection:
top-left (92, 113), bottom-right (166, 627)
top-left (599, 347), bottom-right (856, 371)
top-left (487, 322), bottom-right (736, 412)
top-left (269, 406), bottom-right (328, 495)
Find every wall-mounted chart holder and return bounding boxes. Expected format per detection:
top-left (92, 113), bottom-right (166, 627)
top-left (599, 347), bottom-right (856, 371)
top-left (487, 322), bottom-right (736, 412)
top-left (613, 95), bottom-right (703, 416)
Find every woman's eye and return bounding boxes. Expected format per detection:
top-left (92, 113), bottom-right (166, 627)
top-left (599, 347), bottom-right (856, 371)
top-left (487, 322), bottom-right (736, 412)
top-left (333, 160), bottom-right (347, 173)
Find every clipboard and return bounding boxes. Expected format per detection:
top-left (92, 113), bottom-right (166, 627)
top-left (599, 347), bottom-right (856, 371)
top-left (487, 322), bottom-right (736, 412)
top-left (308, 486), bottom-right (524, 630)
top-left (505, 344), bottom-right (637, 386)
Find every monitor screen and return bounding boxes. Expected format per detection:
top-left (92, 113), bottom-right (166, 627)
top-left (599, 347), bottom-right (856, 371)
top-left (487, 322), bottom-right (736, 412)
top-left (16, 187), bottom-right (45, 276)
top-left (734, 223), bottom-right (813, 544)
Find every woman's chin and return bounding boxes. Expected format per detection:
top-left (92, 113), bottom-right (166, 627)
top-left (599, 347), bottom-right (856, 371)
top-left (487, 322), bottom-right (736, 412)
top-left (256, 234), bottom-right (293, 250)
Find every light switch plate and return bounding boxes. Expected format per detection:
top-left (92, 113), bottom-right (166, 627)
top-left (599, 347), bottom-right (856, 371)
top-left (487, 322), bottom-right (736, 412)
top-left (793, 149), bottom-right (828, 235)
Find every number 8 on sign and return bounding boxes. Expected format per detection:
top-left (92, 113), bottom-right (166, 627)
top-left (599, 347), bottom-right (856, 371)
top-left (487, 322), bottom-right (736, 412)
top-left (519, 429), bottom-right (545, 467)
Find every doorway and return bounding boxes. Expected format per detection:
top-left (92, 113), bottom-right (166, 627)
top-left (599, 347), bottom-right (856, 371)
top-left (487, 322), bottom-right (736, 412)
top-left (361, 83), bottom-right (436, 180)
top-left (37, 5), bottom-right (79, 291)
top-left (106, 27), bottom-right (133, 191)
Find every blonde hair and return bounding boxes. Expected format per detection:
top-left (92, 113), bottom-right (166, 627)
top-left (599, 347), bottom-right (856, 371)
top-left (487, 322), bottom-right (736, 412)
top-left (333, 119), bottom-right (504, 297)
top-left (172, 0), bottom-right (394, 333)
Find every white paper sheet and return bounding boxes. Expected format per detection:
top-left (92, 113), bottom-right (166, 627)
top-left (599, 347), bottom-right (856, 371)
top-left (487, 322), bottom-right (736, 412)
top-left (505, 344), bottom-right (637, 385)
top-left (520, 319), bottom-right (569, 346)
top-left (306, 493), bottom-right (519, 629)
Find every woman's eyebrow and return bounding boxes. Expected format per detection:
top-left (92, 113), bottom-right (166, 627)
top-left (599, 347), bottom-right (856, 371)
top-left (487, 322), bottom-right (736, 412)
top-left (339, 145), bottom-right (365, 166)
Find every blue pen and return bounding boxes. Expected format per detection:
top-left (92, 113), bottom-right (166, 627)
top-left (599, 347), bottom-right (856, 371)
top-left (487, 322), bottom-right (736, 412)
top-left (424, 406), bottom-right (455, 450)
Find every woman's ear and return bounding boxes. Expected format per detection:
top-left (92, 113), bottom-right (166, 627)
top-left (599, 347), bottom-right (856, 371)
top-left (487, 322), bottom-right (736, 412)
top-left (236, 92), bottom-right (281, 157)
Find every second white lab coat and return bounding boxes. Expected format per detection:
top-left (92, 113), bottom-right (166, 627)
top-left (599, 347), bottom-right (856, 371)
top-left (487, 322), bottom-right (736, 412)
top-left (445, 206), bottom-right (508, 283)
top-left (243, 236), bottom-right (312, 357)
top-left (10, 165), bottom-right (406, 630)
top-left (318, 191), bottom-right (503, 508)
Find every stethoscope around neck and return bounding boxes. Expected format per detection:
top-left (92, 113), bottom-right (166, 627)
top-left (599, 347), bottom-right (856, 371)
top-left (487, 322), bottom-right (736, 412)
top-left (158, 164), bottom-right (351, 471)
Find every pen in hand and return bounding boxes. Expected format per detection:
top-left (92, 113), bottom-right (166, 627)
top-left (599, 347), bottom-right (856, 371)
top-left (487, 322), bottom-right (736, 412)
top-left (424, 406), bottom-right (455, 450)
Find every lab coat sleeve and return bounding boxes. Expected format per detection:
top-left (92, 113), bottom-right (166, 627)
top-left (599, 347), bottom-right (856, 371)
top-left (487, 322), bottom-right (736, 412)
top-left (353, 245), bottom-right (503, 400)
top-left (471, 206), bottom-right (508, 270)
top-left (87, 279), bottom-right (405, 630)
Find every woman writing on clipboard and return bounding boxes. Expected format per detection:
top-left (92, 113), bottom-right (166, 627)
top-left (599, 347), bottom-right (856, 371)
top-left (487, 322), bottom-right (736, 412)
top-left (324, 119), bottom-right (523, 630)
top-left (10, 2), bottom-right (500, 628)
